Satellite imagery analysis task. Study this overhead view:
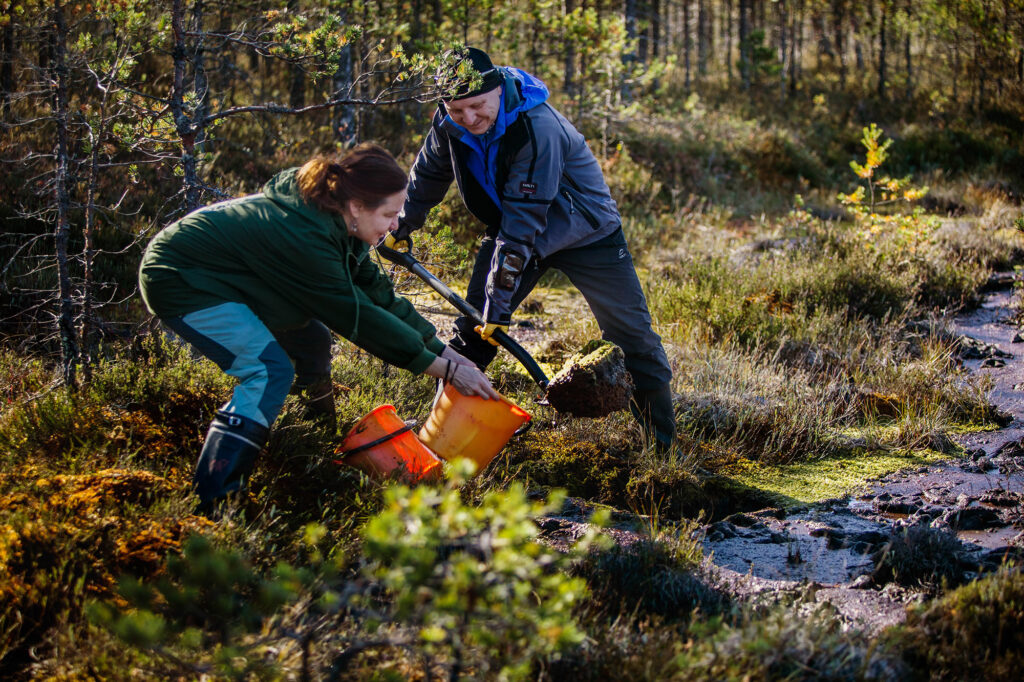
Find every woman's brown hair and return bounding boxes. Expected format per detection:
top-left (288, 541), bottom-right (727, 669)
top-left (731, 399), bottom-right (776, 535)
top-left (296, 142), bottom-right (408, 215)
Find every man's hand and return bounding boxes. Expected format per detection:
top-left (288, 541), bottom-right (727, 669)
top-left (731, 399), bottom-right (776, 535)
top-left (474, 323), bottom-right (508, 346)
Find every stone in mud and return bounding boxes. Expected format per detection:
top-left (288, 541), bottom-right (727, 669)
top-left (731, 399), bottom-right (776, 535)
top-left (544, 340), bottom-right (634, 418)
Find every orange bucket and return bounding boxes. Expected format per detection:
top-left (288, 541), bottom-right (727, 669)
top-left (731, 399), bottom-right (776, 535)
top-left (417, 384), bottom-right (531, 475)
top-left (337, 405), bottom-right (442, 483)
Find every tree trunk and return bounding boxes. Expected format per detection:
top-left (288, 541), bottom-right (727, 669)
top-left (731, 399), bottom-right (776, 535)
top-left (637, 0), bottom-right (649, 64)
top-left (651, 0), bottom-right (662, 59)
top-left (51, 0), bottom-right (78, 388)
top-left (564, 0), bottom-right (577, 97)
top-left (0, 20), bottom-right (13, 120)
top-left (191, 0), bottom-right (209, 150)
top-left (288, 0), bottom-right (304, 108)
top-left (812, 9), bottom-right (832, 71)
top-left (834, 0), bottom-right (846, 89)
top-left (853, 8), bottom-right (864, 73)
top-left (725, 0), bottom-right (733, 83)
top-left (623, 0), bottom-right (638, 98)
top-left (171, 0), bottom-right (201, 210)
top-left (877, 0), bottom-right (887, 98)
top-left (791, 0), bottom-right (803, 94)
top-left (333, 6), bottom-right (356, 146)
top-left (679, 0), bottom-right (688, 89)
top-left (779, 0), bottom-right (787, 98)
top-left (739, 0), bottom-right (751, 89)
top-left (697, 0), bottom-right (708, 75)
top-left (81, 115), bottom-right (103, 385)
top-left (903, 0), bottom-right (912, 101)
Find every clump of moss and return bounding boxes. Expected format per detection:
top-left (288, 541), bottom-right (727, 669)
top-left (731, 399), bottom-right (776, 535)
top-left (624, 465), bottom-right (713, 520)
top-left (508, 430), bottom-right (632, 504)
top-left (0, 467), bottom-right (210, 673)
top-left (545, 340), bottom-right (634, 418)
top-left (895, 565), bottom-right (1024, 681)
top-left (871, 523), bottom-right (969, 590)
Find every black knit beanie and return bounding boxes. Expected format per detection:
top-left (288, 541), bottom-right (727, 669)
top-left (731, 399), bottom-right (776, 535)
top-left (440, 47), bottom-right (504, 101)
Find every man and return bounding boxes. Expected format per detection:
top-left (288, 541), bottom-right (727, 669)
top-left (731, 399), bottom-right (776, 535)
top-left (387, 48), bottom-right (676, 450)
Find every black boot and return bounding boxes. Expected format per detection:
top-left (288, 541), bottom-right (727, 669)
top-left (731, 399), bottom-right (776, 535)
top-left (296, 376), bottom-right (336, 430)
top-left (194, 410), bottom-right (268, 515)
top-left (630, 384), bottom-right (677, 452)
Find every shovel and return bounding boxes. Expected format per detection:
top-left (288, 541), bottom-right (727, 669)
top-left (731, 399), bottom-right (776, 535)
top-left (376, 243), bottom-right (550, 389)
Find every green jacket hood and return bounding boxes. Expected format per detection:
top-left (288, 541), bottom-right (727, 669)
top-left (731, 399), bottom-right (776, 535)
top-left (262, 167), bottom-right (342, 230)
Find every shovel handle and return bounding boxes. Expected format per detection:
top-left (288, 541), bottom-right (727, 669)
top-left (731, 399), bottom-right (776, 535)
top-left (377, 244), bottom-right (549, 389)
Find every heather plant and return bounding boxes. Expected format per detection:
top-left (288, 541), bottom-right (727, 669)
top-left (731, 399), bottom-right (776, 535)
top-left (871, 523), bottom-right (969, 591)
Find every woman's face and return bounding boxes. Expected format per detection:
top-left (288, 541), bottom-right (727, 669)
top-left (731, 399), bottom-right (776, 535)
top-left (347, 190), bottom-right (407, 246)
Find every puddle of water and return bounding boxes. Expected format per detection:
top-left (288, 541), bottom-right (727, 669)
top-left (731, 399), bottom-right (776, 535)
top-left (958, 526), bottom-right (1022, 551)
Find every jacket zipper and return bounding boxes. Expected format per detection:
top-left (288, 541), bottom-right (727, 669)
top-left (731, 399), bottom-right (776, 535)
top-left (561, 187), bottom-right (600, 230)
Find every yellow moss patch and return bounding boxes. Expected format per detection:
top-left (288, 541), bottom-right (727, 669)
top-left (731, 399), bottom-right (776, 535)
top-left (725, 449), bottom-right (951, 504)
top-left (0, 464), bottom-right (211, 662)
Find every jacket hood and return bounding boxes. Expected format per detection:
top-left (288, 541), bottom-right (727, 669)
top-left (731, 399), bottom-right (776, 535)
top-left (504, 67), bottom-right (548, 116)
top-left (262, 167), bottom-right (346, 231)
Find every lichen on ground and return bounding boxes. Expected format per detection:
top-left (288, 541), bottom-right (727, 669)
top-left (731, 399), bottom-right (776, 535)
top-left (544, 340), bottom-right (634, 418)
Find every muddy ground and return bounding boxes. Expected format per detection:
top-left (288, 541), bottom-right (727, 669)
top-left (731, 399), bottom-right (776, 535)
top-left (538, 276), bottom-right (1024, 632)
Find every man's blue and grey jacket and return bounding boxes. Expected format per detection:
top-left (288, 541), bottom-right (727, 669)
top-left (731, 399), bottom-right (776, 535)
top-left (401, 67), bottom-right (623, 325)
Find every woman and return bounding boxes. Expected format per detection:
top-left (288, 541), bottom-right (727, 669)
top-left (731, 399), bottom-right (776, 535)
top-left (139, 143), bottom-right (497, 512)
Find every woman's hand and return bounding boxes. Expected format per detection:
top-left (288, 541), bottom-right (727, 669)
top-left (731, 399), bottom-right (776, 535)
top-left (441, 345), bottom-right (480, 368)
top-left (425, 355), bottom-right (501, 400)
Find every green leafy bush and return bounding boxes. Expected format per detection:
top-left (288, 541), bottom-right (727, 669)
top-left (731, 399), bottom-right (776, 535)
top-left (362, 465), bottom-right (594, 680)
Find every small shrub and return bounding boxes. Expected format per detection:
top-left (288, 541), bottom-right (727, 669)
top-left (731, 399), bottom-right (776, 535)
top-left (362, 468), bottom-right (594, 680)
top-left (90, 468), bottom-right (595, 681)
top-left (871, 523), bottom-right (968, 590)
top-left (571, 522), bottom-right (727, 622)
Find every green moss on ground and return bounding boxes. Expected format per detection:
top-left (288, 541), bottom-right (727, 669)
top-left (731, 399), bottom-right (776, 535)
top-left (725, 448), bottom-right (952, 505)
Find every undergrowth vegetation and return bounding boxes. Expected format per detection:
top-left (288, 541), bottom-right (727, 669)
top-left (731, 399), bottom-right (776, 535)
top-left (3, 80), bottom-right (1024, 678)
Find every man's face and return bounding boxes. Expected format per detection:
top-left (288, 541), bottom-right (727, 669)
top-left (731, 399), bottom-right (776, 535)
top-left (445, 87), bottom-right (502, 136)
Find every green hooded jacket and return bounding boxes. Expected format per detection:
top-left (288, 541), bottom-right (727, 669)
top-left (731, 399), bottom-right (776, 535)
top-left (139, 168), bottom-right (445, 374)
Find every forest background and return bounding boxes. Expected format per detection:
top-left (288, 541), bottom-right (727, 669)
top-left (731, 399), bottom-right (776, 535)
top-left (2, 0), bottom-right (1024, 679)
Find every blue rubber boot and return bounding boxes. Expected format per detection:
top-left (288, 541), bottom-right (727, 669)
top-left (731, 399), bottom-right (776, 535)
top-left (194, 410), bottom-right (268, 515)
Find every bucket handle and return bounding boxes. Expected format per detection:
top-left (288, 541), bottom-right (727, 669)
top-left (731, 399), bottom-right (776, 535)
top-left (340, 423), bottom-right (414, 458)
top-left (513, 421), bottom-right (532, 438)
